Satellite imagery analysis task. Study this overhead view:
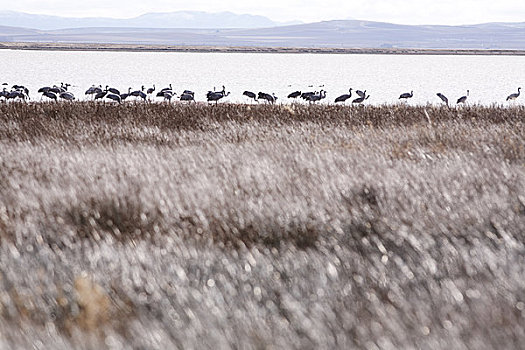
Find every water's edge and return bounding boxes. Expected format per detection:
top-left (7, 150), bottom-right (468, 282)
top-left (3, 42), bottom-right (525, 56)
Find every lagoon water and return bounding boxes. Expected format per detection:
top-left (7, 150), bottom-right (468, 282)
top-left (1, 49), bottom-right (524, 105)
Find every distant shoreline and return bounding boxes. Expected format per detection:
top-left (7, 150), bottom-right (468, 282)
top-left (2, 42), bottom-right (525, 55)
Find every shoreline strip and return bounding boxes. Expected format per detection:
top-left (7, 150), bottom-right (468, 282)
top-left (2, 42), bottom-right (525, 56)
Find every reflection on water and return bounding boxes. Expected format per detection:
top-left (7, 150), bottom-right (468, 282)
top-left (1, 49), bottom-right (524, 105)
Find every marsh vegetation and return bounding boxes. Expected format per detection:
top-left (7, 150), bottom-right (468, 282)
top-left (0, 102), bottom-right (524, 348)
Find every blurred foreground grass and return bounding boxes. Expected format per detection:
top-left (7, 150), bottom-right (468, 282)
top-left (0, 102), bottom-right (524, 349)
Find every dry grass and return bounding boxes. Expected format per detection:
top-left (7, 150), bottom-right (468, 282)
top-left (0, 102), bottom-right (524, 349)
top-left (4, 42), bottom-right (525, 55)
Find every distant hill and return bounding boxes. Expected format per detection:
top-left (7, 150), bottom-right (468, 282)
top-left (0, 11), bottom-right (301, 30)
top-left (1, 18), bottom-right (525, 49)
top-left (224, 20), bottom-right (525, 49)
top-left (0, 25), bottom-right (39, 36)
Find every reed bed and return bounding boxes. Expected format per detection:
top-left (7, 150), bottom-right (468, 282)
top-left (0, 102), bottom-right (524, 349)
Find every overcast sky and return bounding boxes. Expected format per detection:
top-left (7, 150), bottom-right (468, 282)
top-left (4, 0), bottom-right (525, 25)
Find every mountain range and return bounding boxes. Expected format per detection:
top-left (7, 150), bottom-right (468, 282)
top-left (1, 11), bottom-right (525, 49)
top-left (0, 11), bottom-right (300, 30)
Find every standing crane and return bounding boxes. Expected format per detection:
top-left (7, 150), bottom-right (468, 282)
top-left (457, 90), bottom-right (469, 104)
top-left (506, 87), bottom-right (521, 101)
top-left (335, 88), bottom-right (352, 103)
top-left (436, 93), bottom-right (449, 106)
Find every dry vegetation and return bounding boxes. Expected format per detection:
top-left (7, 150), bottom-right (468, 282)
top-left (3, 42), bottom-right (525, 55)
top-left (0, 101), bottom-right (524, 349)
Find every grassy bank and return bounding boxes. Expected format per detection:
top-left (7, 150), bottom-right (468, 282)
top-left (0, 102), bottom-right (524, 348)
top-left (3, 42), bottom-right (525, 55)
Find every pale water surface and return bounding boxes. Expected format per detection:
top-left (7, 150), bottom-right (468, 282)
top-left (1, 50), bottom-right (524, 105)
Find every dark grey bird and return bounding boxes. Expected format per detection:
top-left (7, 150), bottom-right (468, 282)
top-left (180, 93), bottom-right (195, 102)
top-left (55, 83), bottom-right (67, 93)
top-left (0, 89), bottom-right (8, 100)
top-left (207, 86), bottom-right (229, 104)
top-left (42, 91), bottom-right (57, 101)
top-left (94, 90), bottom-right (107, 100)
top-left (156, 89), bottom-right (176, 100)
top-left (38, 86), bottom-right (52, 93)
top-left (457, 90), bottom-right (469, 104)
top-left (131, 86), bottom-right (147, 100)
top-left (207, 91), bottom-right (230, 104)
top-left (335, 88), bottom-right (352, 103)
top-left (7, 90), bottom-right (28, 101)
top-left (40, 85), bottom-right (65, 94)
top-left (6, 91), bottom-right (18, 100)
top-left (257, 92), bottom-right (277, 104)
top-left (305, 90), bottom-right (326, 103)
top-left (436, 93), bottom-right (448, 106)
top-left (352, 95), bottom-right (370, 104)
top-left (356, 90), bottom-right (366, 98)
top-left (59, 92), bottom-right (75, 101)
top-left (399, 91), bottom-right (413, 100)
top-left (85, 85), bottom-right (103, 96)
top-left (300, 91), bottom-right (316, 100)
top-left (49, 86), bottom-right (62, 94)
top-left (106, 86), bottom-right (120, 95)
top-left (243, 90), bottom-right (257, 102)
top-left (287, 91), bottom-right (302, 99)
top-left (206, 86), bottom-right (221, 96)
top-left (137, 91), bottom-right (147, 100)
top-left (12, 85), bottom-right (29, 95)
top-left (0, 88), bottom-right (8, 99)
top-left (147, 85), bottom-right (156, 95)
top-left (182, 90), bottom-right (194, 96)
top-left (162, 91), bottom-right (176, 102)
top-left (160, 84), bottom-right (173, 92)
top-left (120, 88), bottom-right (132, 101)
top-left (106, 93), bottom-right (122, 103)
top-left (506, 87), bottom-right (521, 101)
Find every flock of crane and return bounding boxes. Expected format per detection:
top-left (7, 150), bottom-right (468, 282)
top-left (0, 82), bottom-right (522, 106)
